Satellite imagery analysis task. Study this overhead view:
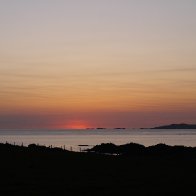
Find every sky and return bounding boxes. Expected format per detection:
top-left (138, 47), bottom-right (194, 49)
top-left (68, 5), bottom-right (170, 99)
top-left (0, 0), bottom-right (196, 129)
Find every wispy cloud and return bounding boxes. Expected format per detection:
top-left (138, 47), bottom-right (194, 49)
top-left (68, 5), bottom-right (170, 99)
top-left (152, 67), bottom-right (196, 73)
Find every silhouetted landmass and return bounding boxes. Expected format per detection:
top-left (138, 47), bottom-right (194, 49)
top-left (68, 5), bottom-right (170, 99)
top-left (152, 123), bottom-right (196, 129)
top-left (114, 127), bottom-right (126, 129)
top-left (96, 127), bottom-right (106, 129)
top-left (87, 143), bottom-right (145, 155)
top-left (87, 142), bottom-right (196, 156)
top-left (0, 142), bottom-right (196, 195)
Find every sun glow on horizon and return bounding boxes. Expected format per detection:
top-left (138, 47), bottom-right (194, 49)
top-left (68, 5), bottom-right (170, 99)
top-left (60, 120), bottom-right (90, 129)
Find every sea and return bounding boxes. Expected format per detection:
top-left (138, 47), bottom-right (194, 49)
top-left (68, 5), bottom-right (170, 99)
top-left (0, 129), bottom-right (196, 151)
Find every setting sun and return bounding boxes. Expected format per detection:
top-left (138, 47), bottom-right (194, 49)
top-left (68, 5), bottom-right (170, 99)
top-left (63, 121), bottom-right (89, 129)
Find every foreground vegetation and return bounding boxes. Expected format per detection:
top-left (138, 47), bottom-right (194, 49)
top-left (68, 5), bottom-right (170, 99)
top-left (0, 143), bottom-right (196, 195)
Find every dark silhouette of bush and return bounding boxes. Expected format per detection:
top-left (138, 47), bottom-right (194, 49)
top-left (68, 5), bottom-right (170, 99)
top-left (119, 143), bottom-right (146, 155)
top-left (88, 142), bottom-right (146, 155)
top-left (87, 143), bottom-right (119, 154)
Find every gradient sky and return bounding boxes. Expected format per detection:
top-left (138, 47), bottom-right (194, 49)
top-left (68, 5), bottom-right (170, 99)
top-left (0, 0), bottom-right (196, 128)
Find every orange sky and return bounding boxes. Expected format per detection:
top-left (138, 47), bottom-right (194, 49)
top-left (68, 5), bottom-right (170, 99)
top-left (0, 1), bottom-right (196, 128)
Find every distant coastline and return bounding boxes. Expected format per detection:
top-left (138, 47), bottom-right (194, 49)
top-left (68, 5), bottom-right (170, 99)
top-left (85, 124), bottom-right (196, 130)
top-left (151, 123), bottom-right (196, 129)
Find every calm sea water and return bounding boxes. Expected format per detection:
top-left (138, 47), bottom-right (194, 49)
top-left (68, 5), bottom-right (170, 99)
top-left (0, 129), bottom-right (196, 151)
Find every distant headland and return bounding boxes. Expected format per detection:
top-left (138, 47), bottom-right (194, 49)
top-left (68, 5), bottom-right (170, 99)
top-left (151, 123), bottom-right (196, 129)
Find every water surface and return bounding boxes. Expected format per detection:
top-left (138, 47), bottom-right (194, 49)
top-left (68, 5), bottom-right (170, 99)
top-left (0, 129), bottom-right (196, 151)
